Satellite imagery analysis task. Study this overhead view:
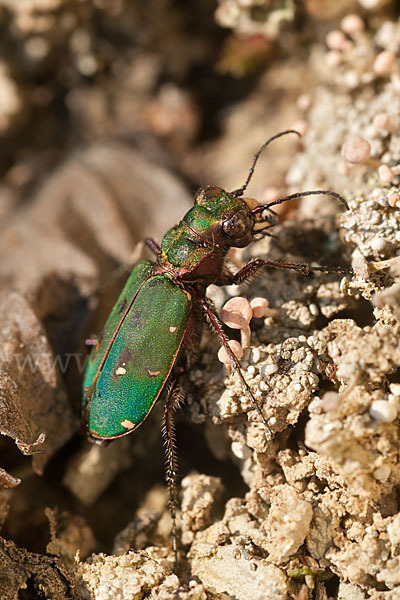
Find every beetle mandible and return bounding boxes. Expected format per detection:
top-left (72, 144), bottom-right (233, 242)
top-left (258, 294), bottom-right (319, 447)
top-left (82, 130), bottom-right (350, 564)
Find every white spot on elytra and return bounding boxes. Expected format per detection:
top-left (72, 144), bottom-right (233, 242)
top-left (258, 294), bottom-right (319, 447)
top-left (169, 326), bottom-right (177, 333)
top-left (147, 368), bottom-right (161, 377)
top-left (115, 366), bottom-right (127, 376)
top-left (121, 420), bottom-right (135, 429)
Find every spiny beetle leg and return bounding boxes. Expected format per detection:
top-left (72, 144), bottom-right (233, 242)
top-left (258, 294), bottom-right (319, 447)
top-left (202, 300), bottom-right (272, 437)
top-left (224, 258), bottom-right (353, 285)
top-left (162, 378), bottom-right (183, 570)
top-left (145, 238), bottom-right (161, 255)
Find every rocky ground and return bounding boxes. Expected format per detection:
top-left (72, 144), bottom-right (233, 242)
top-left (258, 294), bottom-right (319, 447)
top-left (0, 1), bottom-right (400, 599)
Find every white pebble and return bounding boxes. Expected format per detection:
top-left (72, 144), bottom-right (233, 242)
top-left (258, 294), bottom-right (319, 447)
top-left (231, 441), bottom-right (252, 460)
top-left (373, 464), bottom-right (391, 482)
top-left (326, 29), bottom-right (347, 50)
top-left (341, 14), bottom-right (365, 35)
top-left (341, 136), bottom-right (371, 164)
top-left (261, 363), bottom-right (278, 377)
top-left (321, 392), bottom-right (340, 412)
top-left (390, 383), bottom-right (400, 396)
top-left (309, 303), bottom-right (319, 316)
top-left (370, 237), bottom-right (387, 253)
top-left (365, 525), bottom-right (378, 537)
top-left (378, 164), bottom-right (393, 184)
top-left (373, 113), bottom-right (391, 131)
top-left (369, 400), bottom-right (398, 422)
top-left (296, 93), bottom-right (312, 112)
top-left (336, 362), bottom-right (356, 379)
top-left (373, 51), bottom-right (396, 76)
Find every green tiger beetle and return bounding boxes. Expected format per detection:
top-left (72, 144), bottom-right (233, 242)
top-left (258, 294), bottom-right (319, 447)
top-left (82, 130), bottom-right (350, 566)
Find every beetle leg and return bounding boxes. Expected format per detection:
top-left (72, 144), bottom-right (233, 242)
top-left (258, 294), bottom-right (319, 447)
top-left (162, 378), bottom-right (183, 569)
top-left (222, 258), bottom-right (352, 285)
top-left (202, 300), bottom-right (272, 437)
top-left (145, 238), bottom-right (161, 255)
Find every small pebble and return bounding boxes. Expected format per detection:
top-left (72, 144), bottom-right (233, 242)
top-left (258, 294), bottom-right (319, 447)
top-left (370, 237), bottom-right (387, 253)
top-left (250, 297), bottom-right (269, 318)
top-left (369, 400), bottom-right (398, 423)
top-left (326, 29), bottom-right (347, 50)
top-left (309, 303), bottom-right (319, 316)
top-left (373, 464), bottom-right (391, 482)
top-left (341, 135), bottom-right (371, 164)
top-left (390, 383), bottom-right (400, 396)
top-left (261, 363), bottom-right (278, 377)
top-left (378, 164), bottom-right (393, 184)
top-left (373, 51), bottom-right (396, 76)
top-left (321, 392), bottom-right (340, 412)
top-left (326, 50), bottom-right (344, 66)
top-left (341, 14), bottom-right (365, 35)
top-left (365, 526), bottom-right (378, 537)
top-left (351, 248), bottom-right (370, 279)
top-left (296, 93), bottom-right (312, 112)
top-left (336, 362), bottom-right (356, 379)
top-left (231, 441), bottom-right (252, 460)
top-left (218, 340), bottom-right (244, 365)
top-left (373, 113), bottom-right (391, 131)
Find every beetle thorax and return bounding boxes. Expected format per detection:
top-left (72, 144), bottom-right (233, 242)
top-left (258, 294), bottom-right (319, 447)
top-left (156, 186), bottom-right (254, 284)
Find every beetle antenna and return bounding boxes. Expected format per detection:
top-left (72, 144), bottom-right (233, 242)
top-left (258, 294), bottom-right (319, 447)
top-left (231, 130), bottom-right (301, 198)
top-left (251, 189), bottom-right (349, 214)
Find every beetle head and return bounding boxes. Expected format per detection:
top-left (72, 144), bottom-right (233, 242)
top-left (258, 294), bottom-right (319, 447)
top-left (190, 185), bottom-right (255, 248)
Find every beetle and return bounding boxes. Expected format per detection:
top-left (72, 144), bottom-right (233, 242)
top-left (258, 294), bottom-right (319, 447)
top-left (82, 130), bottom-right (350, 564)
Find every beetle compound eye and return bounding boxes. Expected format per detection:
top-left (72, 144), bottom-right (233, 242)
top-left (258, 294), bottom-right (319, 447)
top-left (222, 210), bottom-right (252, 238)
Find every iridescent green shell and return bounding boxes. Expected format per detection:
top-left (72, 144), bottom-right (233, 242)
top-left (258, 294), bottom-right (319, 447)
top-left (83, 260), bottom-right (192, 440)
